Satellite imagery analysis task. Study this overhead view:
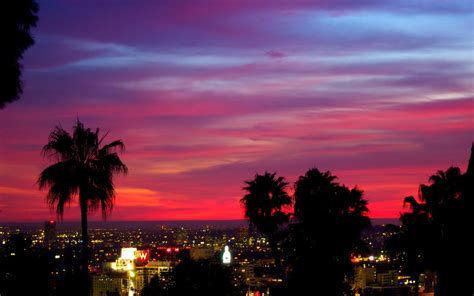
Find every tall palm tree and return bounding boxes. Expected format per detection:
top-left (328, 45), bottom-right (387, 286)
top-left (38, 120), bottom-right (127, 296)
top-left (241, 172), bottom-right (291, 270)
top-left (289, 168), bottom-right (370, 295)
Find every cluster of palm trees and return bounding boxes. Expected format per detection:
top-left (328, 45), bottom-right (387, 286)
top-left (37, 121), bottom-right (370, 295)
top-left (37, 120), bottom-right (473, 296)
top-left (241, 169), bottom-right (370, 295)
top-left (241, 145), bottom-right (473, 296)
top-left (389, 144), bottom-right (474, 296)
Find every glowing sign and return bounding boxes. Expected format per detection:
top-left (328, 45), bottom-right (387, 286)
top-left (135, 249), bottom-right (150, 263)
top-left (121, 248), bottom-right (137, 260)
top-left (111, 248), bottom-right (139, 271)
top-left (222, 245), bottom-right (231, 264)
top-left (113, 258), bottom-right (134, 271)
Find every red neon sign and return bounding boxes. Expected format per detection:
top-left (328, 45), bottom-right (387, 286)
top-left (135, 250), bottom-right (150, 263)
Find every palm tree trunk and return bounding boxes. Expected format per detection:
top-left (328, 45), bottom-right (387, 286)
top-left (80, 198), bottom-right (90, 296)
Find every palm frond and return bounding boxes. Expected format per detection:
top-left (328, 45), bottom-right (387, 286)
top-left (99, 140), bottom-right (125, 157)
top-left (39, 120), bottom-right (126, 221)
top-left (403, 196), bottom-right (419, 209)
top-left (241, 171), bottom-right (290, 235)
top-left (42, 126), bottom-right (74, 160)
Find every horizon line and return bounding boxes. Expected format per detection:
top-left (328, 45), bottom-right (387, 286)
top-left (0, 217), bottom-right (399, 223)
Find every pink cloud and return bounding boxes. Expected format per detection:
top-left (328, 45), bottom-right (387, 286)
top-left (1, 0), bottom-right (472, 222)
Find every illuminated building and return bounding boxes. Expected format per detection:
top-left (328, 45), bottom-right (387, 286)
top-left (105, 247), bottom-right (175, 295)
top-left (240, 258), bottom-right (281, 289)
top-left (354, 266), bottom-right (376, 290)
top-left (135, 261), bottom-right (171, 295)
top-left (111, 247), bottom-right (137, 271)
top-left (109, 248), bottom-right (139, 295)
top-left (223, 245), bottom-right (231, 264)
top-left (354, 266), bottom-right (400, 292)
top-left (155, 246), bottom-right (189, 261)
top-left (92, 273), bottom-right (129, 296)
top-left (376, 270), bottom-right (398, 286)
top-left (44, 220), bottom-right (56, 245)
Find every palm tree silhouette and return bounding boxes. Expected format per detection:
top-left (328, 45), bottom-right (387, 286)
top-left (400, 145), bottom-right (474, 296)
top-left (288, 168), bottom-right (370, 295)
top-left (38, 120), bottom-right (127, 296)
top-left (0, 0), bottom-right (38, 108)
top-left (241, 172), bottom-right (291, 271)
top-left (396, 196), bottom-right (437, 296)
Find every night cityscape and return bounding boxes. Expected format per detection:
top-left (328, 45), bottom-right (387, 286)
top-left (1, 1), bottom-right (473, 296)
top-left (0, 217), bottom-right (455, 295)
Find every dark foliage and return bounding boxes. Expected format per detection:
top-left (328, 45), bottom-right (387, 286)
top-left (49, 242), bottom-right (84, 296)
top-left (0, 233), bottom-right (52, 296)
top-left (0, 0), bottom-right (38, 108)
top-left (285, 168), bottom-right (370, 296)
top-left (141, 275), bottom-right (169, 296)
top-left (398, 144), bottom-right (474, 296)
top-left (169, 258), bottom-right (236, 296)
top-left (241, 172), bottom-right (292, 270)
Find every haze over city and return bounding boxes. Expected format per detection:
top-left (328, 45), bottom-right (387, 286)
top-left (1, 1), bottom-right (472, 222)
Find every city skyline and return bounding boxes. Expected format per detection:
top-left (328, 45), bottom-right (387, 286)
top-left (1, 1), bottom-right (473, 221)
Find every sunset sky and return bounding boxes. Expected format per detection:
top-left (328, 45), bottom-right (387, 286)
top-left (0, 0), bottom-right (473, 222)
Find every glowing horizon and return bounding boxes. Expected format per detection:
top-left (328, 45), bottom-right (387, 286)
top-left (0, 1), bottom-right (473, 222)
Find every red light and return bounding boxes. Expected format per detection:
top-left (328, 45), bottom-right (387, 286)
top-left (166, 248), bottom-right (171, 253)
top-left (50, 220), bottom-right (55, 224)
top-left (175, 248), bottom-right (179, 252)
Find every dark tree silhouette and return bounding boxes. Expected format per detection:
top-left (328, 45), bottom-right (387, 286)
top-left (141, 275), bottom-right (168, 296)
top-left (400, 144), bottom-right (474, 296)
top-left (387, 199), bottom-right (437, 295)
top-left (241, 172), bottom-right (292, 271)
top-left (38, 120), bottom-right (127, 296)
top-left (0, 0), bottom-right (38, 108)
top-left (170, 258), bottom-right (235, 296)
top-left (0, 233), bottom-right (53, 296)
top-left (287, 168), bottom-right (370, 296)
